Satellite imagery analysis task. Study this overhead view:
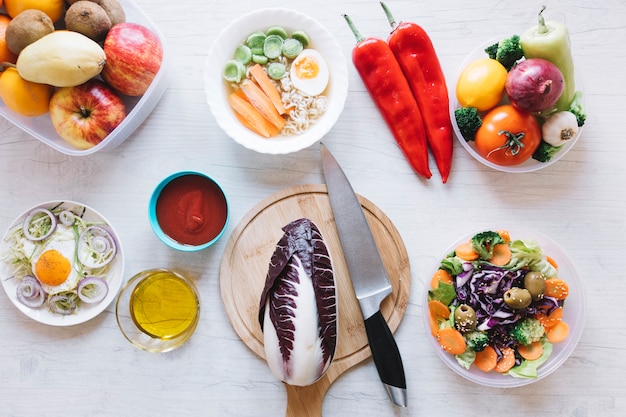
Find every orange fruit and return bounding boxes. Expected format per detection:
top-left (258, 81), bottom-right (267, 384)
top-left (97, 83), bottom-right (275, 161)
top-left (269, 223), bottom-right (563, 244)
top-left (4, 0), bottom-right (66, 23)
top-left (0, 66), bottom-right (54, 117)
top-left (0, 14), bottom-right (18, 64)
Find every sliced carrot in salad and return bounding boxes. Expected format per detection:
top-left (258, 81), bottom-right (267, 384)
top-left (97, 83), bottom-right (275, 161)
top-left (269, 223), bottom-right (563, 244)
top-left (436, 327), bottom-right (466, 355)
top-left (496, 229), bottom-right (511, 243)
top-left (430, 268), bottom-right (453, 289)
top-left (428, 300), bottom-right (451, 319)
top-left (429, 312), bottom-right (439, 337)
top-left (544, 278), bottom-right (569, 300)
top-left (534, 306), bottom-right (563, 329)
top-left (495, 347), bottom-right (516, 373)
top-left (546, 321), bottom-right (569, 343)
top-left (489, 243), bottom-right (512, 266)
top-left (474, 345), bottom-right (498, 372)
top-left (517, 341), bottom-right (544, 361)
top-left (546, 255), bottom-right (559, 269)
top-left (455, 241), bottom-right (479, 261)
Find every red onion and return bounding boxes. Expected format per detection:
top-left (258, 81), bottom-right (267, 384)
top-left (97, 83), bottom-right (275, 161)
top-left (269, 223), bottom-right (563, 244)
top-left (16, 276), bottom-right (46, 308)
top-left (505, 58), bottom-right (564, 113)
top-left (77, 277), bottom-right (109, 304)
top-left (22, 208), bottom-right (57, 241)
top-left (77, 226), bottom-right (118, 269)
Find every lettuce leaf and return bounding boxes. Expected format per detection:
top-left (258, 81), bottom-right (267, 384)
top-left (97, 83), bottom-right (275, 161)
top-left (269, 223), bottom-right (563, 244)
top-left (507, 239), bottom-right (558, 278)
top-left (508, 338), bottom-right (554, 378)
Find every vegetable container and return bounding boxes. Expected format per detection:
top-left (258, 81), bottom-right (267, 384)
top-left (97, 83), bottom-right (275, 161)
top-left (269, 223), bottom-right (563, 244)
top-left (423, 227), bottom-right (585, 387)
top-left (204, 8), bottom-right (348, 154)
top-left (0, 200), bottom-right (125, 326)
top-left (148, 171), bottom-right (230, 252)
top-left (450, 39), bottom-right (584, 173)
top-left (0, 0), bottom-right (170, 156)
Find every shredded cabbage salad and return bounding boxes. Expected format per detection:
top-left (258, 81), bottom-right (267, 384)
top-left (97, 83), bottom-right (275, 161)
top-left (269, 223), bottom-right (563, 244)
top-left (429, 229), bottom-right (570, 379)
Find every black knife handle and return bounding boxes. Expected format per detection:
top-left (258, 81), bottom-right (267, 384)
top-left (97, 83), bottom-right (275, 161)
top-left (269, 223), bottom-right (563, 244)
top-left (364, 310), bottom-right (407, 391)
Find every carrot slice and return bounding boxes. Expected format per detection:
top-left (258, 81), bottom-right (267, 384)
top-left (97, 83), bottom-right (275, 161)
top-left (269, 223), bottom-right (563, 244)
top-left (518, 341), bottom-right (543, 361)
top-left (436, 327), bottom-right (466, 355)
top-left (497, 229), bottom-right (511, 243)
top-left (428, 300), bottom-right (451, 319)
top-left (489, 243), bottom-right (512, 266)
top-left (456, 242), bottom-right (479, 261)
top-left (239, 79), bottom-right (286, 130)
top-left (495, 347), bottom-right (516, 373)
top-left (546, 321), bottom-right (569, 343)
top-left (430, 268), bottom-right (453, 289)
top-left (546, 255), bottom-right (559, 269)
top-left (228, 92), bottom-right (280, 138)
top-left (535, 306), bottom-right (563, 329)
top-left (474, 345), bottom-right (497, 372)
top-left (248, 63), bottom-right (287, 114)
top-left (544, 278), bottom-right (569, 300)
top-left (429, 312), bottom-right (439, 336)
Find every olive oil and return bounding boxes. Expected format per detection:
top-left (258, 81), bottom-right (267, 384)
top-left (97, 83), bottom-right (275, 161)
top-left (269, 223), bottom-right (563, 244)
top-left (129, 270), bottom-right (199, 340)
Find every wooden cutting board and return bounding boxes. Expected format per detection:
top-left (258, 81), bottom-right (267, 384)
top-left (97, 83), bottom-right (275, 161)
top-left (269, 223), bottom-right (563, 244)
top-left (219, 184), bottom-right (411, 417)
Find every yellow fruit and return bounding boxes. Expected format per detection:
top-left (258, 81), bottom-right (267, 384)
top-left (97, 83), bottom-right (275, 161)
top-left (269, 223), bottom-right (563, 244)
top-left (17, 31), bottom-right (106, 87)
top-left (0, 66), bottom-right (54, 117)
top-left (456, 58), bottom-right (507, 112)
top-left (4, 0), bottom-right (66, 23)
top-left (0, 14), bottom-right (18, 64)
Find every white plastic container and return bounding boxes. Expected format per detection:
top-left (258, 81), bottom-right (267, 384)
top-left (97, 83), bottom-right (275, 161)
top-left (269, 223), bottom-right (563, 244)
top-left (0, 0), bottom-right (170, 156)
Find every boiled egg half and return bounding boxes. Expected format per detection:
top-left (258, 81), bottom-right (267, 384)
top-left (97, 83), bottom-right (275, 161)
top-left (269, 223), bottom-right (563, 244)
top-left (24, 225), bottom-right (81, 294)
top-left (290, 49), bottom-right (329, 96)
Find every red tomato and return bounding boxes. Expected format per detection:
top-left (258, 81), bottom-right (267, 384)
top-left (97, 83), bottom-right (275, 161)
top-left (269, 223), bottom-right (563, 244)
top-left (474, 105), bottom-right (541, 166)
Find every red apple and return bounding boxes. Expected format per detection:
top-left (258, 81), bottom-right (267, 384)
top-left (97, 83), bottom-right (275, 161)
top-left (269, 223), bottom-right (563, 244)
top-left (49, 79), bottom-right (126, 149)
top-left (101, 22), bottom-right (163, 96)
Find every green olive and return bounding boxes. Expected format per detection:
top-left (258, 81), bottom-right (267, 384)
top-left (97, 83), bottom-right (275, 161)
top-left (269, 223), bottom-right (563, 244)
top-left (454, 304), bottom-right (477, 333)
top-left (503, 287), bottom-right (532, 309)
top-left (524, 271), bottom-right (546, 301)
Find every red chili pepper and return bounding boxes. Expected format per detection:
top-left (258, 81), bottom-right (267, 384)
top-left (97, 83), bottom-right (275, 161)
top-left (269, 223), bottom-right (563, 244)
top-left (343, 14), bottom-right (431, 180)
top-left (381, 3), bottom-right (454, 183)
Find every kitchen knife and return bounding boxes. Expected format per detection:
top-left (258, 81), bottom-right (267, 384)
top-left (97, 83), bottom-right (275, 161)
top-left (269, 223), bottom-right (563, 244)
top-left (320, 143), bottom-right (407, 408)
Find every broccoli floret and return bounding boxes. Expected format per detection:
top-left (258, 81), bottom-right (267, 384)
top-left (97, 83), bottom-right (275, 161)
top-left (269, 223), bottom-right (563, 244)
top-left (470, 231), bottom-right (505, 260)
top-left (454, 107), bottom-right (482, 142)
top-left (465, 331), bottom-right (489, 352)
top-left (484, 35), bottom-right (523, 71)
top-left (532, 140), bottom-right (562, 163)
top-left (569, 91), bottom-right (586, 127)
top-left (510, 317), bottom-right (545, 345)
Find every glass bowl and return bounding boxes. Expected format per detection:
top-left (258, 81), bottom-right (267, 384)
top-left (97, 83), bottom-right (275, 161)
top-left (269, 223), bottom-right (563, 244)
top-left (116, 269), bottom-right (200, 352)
top-left (450, 39), bottom-right (585, 173)
top-left (0, 0), bottom-right (170, 156)
top-left (204, 7), bottom-right (348, 154)
top-left (0, 200), bottom-right (125, 326)
top-left (423, 227), bottom-right (585, 387)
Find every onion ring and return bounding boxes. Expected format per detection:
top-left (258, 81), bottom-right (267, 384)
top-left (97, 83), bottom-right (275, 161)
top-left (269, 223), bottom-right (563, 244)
top-left (77, 226), bottom-right (118, 269)
top-left (15, 276), bottom-right (46, 308)
top-left (22, 208), bottom-right (57, 241)
top-left (48, 293), bottom-right (78, 315)
top-left (58, 210), bottom-right (76, 226)
top-left (77, 277), bottom-right (109, 304)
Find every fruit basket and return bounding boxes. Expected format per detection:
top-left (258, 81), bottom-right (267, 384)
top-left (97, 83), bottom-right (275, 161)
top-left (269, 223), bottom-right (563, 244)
top-left (0, 0), bottom-right (169, 156)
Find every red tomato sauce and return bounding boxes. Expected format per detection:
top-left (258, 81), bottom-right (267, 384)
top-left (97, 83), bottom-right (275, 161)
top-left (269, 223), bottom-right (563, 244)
top-left (156, 174), bottom-right (228, 246)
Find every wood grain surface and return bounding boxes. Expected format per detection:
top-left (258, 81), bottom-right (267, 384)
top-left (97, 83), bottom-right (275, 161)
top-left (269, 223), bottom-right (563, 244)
top-left (220, 184), bottom-right (410, 416)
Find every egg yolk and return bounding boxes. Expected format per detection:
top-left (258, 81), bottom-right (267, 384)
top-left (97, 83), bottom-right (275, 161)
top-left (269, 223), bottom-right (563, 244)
top-left (293, 55), bottom-right (319, 80)
top-left (35, 249), bottom-right (72, 287)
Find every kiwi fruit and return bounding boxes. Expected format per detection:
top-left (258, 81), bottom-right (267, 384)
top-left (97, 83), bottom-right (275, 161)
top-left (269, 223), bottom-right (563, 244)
top-left (5, 9), bottom-right (55, 55)
top-left (67, 0), bottom-right (126, 26)
top-left (65, 1), bottom-right (112, 42)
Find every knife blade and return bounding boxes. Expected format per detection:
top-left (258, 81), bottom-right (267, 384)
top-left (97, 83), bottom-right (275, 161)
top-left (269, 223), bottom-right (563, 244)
top-left (320, 143), bottom-right (407, 407)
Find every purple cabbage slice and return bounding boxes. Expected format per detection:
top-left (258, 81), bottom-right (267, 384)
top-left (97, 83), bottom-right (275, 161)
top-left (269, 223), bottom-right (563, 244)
top-left (258, 218), bottom-right (337, 386)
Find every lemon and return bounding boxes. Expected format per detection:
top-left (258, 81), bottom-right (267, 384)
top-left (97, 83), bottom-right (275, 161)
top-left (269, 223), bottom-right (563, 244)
top-left (456, 58), bottom-right (507, 112)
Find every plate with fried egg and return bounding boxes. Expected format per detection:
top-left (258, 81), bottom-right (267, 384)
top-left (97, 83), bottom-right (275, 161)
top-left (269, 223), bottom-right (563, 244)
top-left (0, 201), bottom-right (125, 326)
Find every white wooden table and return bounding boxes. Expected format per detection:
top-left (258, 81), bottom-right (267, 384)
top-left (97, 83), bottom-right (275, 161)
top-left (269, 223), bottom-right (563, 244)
top-left (1, 0), bottom-right (625, 416)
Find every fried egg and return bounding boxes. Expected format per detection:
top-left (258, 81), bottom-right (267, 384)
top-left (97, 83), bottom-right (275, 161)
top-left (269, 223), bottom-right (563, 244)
top-left (24, 225), bottom-right (81, 294)
top-left (289, 49), bottom-right (329, 96)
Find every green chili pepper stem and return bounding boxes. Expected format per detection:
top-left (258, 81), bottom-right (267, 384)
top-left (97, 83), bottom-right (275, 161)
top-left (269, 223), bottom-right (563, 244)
top-left (537, 5), bottom-right (549, 35)
top-left (380, 2), bottom-right (399, 31)
top-left (343, 14), bottom-right (365, 44)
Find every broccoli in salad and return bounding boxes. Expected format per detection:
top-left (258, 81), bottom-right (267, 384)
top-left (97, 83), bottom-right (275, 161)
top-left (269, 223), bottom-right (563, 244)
top-left (470, 230), bottom-right (506, 260)
top-left (569, 91), bottom-right (586, 127)
top-left (484, 34), bottom-right (524, 71)
top-left (532, 140), bottom-right (562, 163)
top-left (464, 330), bottom-right (489, 352)
top-left (510, 317), bottom-right (546, 345)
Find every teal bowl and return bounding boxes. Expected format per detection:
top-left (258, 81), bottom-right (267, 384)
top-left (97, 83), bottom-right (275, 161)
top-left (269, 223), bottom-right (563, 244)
top-left (149, 171), bottom-right (229, 251)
